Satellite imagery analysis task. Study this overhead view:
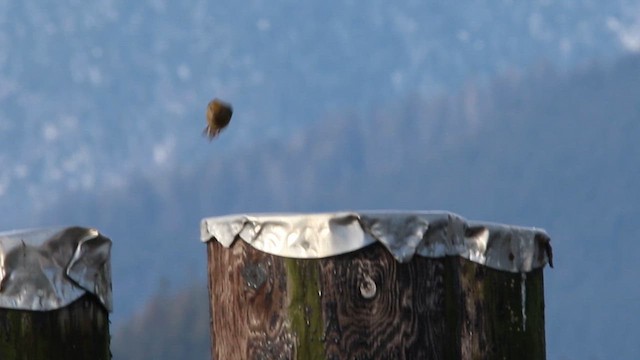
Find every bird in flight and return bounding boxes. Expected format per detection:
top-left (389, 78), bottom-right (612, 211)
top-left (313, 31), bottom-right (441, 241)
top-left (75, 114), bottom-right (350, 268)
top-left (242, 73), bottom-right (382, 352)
top-left (203, 98), bottom-right (233, 140)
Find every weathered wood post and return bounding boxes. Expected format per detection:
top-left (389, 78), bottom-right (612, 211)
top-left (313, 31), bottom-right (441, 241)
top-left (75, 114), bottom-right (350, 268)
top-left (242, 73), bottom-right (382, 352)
top-left (201, 211), bottom-right (552, 360)
top-left (0, 227), bottom-right (112, 359)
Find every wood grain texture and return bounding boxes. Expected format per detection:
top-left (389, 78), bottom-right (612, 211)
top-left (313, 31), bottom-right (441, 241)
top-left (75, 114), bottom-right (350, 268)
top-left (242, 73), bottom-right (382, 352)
top-left (207, 239), bottom-right (546, 360)
top-left (0, 294), bottom-right (110, 360)
top-left (208, 237), bottom-right (294, 360)
top-left (319, 243), bottom-right (449, 360)
top-left (454, 257), bottom-right (546, 360)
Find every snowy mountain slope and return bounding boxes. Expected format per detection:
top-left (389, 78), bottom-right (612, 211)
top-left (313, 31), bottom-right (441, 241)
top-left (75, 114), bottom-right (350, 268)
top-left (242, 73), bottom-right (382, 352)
top-left (100, 56), bottom-right (640, 359)
top-left (0, 0), bottom-right (638, 219)
top-left (35, 54), bottom-right (640, 359)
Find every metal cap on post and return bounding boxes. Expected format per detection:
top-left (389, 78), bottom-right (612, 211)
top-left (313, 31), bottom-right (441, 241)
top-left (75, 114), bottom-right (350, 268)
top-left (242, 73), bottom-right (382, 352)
top-left (0, 227), bottom-right (112, 359)
top-left (201, 211), bottom-right (552, 359)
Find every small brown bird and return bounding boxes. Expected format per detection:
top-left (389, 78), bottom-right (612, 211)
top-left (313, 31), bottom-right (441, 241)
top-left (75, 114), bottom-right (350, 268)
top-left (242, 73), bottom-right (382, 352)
top-left (203, 98), bottom-right (233, 140)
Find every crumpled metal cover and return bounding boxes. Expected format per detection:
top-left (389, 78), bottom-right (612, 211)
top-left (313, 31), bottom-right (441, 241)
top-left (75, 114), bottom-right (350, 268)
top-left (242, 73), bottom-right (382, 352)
top-left (0, 227), bottom-right (112, 312)
top-left (201, 211), bottom-right (552, 272)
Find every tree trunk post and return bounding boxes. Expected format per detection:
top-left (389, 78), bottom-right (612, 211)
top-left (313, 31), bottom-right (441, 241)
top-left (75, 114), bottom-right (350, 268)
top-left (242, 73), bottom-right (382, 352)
top-left (0, 227), bottom-right (113, 359)
top-left (201, 212), bottom-right (552, 360)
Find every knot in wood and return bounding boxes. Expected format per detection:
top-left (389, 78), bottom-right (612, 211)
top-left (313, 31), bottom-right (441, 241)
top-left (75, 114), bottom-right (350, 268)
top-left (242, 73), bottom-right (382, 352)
top-left (359, 274), bottom-right (377, 299)
top-left (241, 262), bottom-right (267, 290)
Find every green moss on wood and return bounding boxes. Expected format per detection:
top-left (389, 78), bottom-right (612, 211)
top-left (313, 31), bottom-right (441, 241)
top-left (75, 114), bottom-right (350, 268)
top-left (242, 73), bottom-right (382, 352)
top-left (284, 258), bottom-right (325, 359)
top-left (0, 294), bottom-right (110, 360)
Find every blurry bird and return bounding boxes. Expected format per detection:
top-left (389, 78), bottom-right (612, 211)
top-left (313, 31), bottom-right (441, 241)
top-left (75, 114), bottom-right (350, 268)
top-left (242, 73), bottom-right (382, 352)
top-left (203, 98), bottom-right (233, 140)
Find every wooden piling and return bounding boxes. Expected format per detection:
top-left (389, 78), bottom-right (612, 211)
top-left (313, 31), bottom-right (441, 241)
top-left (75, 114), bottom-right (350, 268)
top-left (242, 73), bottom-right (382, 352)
top-left (0, 226), bottom-right (112, 359)
top-left (207, 239), bottom-right (546, 360)
top-left (0, 294), bottom-right (111, 359)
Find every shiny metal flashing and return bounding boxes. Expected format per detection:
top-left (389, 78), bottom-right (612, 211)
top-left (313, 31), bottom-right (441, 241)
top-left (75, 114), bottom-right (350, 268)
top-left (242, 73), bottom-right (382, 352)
top-left (0, 227), bottom-right (112, 312)
top-left (201, 211), bottom-right (552, 272)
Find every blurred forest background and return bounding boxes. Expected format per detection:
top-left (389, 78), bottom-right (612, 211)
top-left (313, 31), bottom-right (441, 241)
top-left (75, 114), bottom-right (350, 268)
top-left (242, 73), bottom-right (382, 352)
top-left (1, 1), bottom-right (639, 359)
top-left (109, 56), bottom-right (640, 359)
